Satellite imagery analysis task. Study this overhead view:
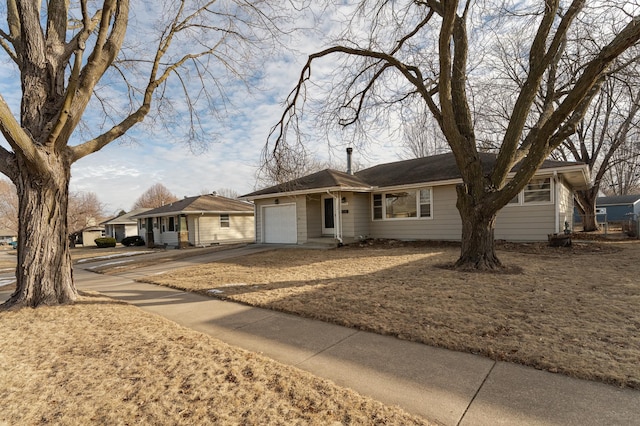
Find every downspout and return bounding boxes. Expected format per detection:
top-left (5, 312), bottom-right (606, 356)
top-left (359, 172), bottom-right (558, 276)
top-left (554, 171), bottom-right (560, 234)
top-left (337, 191), bottom-right (343, 244)
top-left (326, 190), bottom-right (343, 244)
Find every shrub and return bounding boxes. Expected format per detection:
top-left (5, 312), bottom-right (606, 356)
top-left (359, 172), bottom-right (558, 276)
top-left (94, 237), bottom-right (117, 248)
top-left (121, 236), bottom-right (145, 247)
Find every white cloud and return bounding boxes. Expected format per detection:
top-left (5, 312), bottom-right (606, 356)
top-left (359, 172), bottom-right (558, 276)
top-left (3, 1), bottom-right (411, 217)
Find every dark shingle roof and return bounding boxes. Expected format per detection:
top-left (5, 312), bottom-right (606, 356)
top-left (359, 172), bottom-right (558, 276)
top-left (596, 194), bottom-right (640, 206)
top-left (243, 169), bottom-right (370, 197)
top-left (355, 152), bottom-right (581, 187)
top-left (243, 152), bottom-right (585, 197)
top-left (133, 194), bottom-right (253, 217)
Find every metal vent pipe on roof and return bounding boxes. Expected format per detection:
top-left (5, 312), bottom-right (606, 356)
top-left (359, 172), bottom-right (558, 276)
top-left (346, 147), bottom-right (353, 175)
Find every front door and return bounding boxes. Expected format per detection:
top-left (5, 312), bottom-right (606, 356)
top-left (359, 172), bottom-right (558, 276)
top-left (322, 196), bottom-right (335, 234)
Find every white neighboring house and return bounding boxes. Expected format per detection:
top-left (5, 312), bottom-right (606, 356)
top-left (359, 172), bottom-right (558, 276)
top-left (132, 194), bottom-right (255, 248)
top-left (101, 208), bottom-right (151, 243)
top-left (241, 152), bottom-right (590, 244)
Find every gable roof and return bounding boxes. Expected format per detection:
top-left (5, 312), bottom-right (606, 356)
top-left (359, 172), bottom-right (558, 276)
top-left (244, 169), bottom-right (371, 198)
top-left (242, 152), bottom-right (588, 199)
top-left (596, 194), bottom-right (640, 206)
top-left (132, 194), bottom-right (253, 218)
top-left (101, 208), bottom-right (151, 226)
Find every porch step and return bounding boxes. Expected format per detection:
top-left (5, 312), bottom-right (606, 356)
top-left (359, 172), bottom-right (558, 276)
top-left (302, 237), bottom-right (359, 248)
top-left (302, 238), bottom-right (341, 248)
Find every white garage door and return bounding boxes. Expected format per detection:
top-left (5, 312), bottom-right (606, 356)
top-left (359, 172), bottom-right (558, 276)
top-left (263, 204), bottom-right (297, 244)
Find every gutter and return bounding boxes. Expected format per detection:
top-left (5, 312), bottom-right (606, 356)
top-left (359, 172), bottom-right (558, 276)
top-left (554, 171), bottom-right (560, 234)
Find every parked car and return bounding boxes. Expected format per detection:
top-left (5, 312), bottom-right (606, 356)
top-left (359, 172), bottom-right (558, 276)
top-left (9, 241), bottom-right (17, 249)
top-left (121, 236), bottom-right (145, 247)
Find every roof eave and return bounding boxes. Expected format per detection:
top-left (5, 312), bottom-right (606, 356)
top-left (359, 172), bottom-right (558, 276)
top-left (133, 210), bottom-right (253, 218)
top-left (241, 186), bottom-right (372, 201)
top-left (242, 163), bottom-right (591, 199)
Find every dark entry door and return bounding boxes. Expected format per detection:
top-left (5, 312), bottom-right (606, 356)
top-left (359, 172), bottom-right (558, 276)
top-left (323, 197), bottom-right (334, 230)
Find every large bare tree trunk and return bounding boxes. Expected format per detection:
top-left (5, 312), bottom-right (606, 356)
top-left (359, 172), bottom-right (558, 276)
top-left (575, 188), bottom-right (599, 232)
top-left (3, 157), bottom-right (76, 308)
top-left (455, 186), bottom-right (502, 270)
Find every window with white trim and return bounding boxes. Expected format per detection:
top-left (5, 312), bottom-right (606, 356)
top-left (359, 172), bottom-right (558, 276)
top-left (419, 189), bottom-right (432, 217)
top-left (523, 177), bottom-right (551, 203)
top-left (372, 188), bottom-right (433, 220)
top-left (507, 177), bottom-right (553, 206)
top-left (386, 191), bottom-right (417, 218)
top-left (220, 214), bottom-right (230, 228)
top-left (373, 194), bottom-right (383, 219)
top-left (168, 216), bottom-right (176, 232)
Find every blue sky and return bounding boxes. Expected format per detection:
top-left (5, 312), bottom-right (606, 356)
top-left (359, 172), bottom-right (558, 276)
top-left (0, 2), bottom-right (406, 216)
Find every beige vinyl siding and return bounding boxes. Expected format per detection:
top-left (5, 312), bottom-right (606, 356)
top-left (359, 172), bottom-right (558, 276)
top-left (496, 204), bottom-right (555, 241)
top-left (306, 195), bottom-right (322, 239)
top-left (295, 197), bottom-right (308, 243)
top-left (369, 186), bottom-right (462, 241)
top-left (350, 193), bottom-right (371, 239)
top-left (186, 214), bottom-right (254, 246)
top-left (557, 179), bottom-right (574, 231)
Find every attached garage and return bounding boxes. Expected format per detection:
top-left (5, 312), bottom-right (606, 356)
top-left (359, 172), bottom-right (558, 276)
top-left (262, 204), bottom-right (297, 243)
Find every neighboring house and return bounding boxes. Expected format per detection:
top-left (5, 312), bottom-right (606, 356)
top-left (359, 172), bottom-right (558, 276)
top-left (241, 152), bottom-right (590, 244)
top-left (80, 226), bottom-right (106, 246)
top-left (132, 194), bottom-right (255, 248)
top-left (593, 194), bottom-right (640, 222)
top-left (101, 208), bottom-right (151, 242)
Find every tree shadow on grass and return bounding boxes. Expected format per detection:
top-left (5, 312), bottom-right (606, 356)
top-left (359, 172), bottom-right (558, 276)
top-left (182, 249), bottom-right (640, 391)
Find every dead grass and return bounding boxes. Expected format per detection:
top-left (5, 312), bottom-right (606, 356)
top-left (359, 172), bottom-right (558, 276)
top-left (0, 293), bottom-right (429, 425)
top-left (142, 240), bottom-right (640, 389)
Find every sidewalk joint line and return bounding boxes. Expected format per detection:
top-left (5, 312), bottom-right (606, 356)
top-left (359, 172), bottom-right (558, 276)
top-left (294, 329), bottom-right (361, 367)
top-left (457, 360), bottom-right (497, 426)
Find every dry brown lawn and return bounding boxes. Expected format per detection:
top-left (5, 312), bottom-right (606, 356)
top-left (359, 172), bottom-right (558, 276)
top-left (0, 293), bottom-right (429, 425)
top-left (142, 239), bottom-right (640, 389)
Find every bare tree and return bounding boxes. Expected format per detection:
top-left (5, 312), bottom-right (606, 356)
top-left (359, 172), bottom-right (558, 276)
top-left (400, 106), bottom-right (449, 159)
top-left (268, 1), bottom-right (640, 269)
top-left (132, 183), bottom-right (178, 209)
top-left (0, 1), bottom-right (299, 308)
top-left (0, 181), bottom-right (104, 244)
top-left (553, 67), bottom-right (640, 230)
top-left (257, 143), bottom-right (337, 188)
top-left (0, 178), bottom-right (18, 234)
top-left (215, 188), bottom-right (239, 199)
top-left (601, 142), bottom-right (640, 195)
top-left (67, 191), bottom-right (107, 246)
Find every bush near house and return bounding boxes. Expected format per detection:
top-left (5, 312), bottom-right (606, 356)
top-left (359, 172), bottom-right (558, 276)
top-left (94, 237), bottom-right (117, 248)
top-left (121, 236), bottom-right (145, 247)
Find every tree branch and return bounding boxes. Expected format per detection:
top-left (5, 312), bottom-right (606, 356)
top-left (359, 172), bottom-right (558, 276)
top-left (0, 95), bottom-right (45, 174)
top-left (0, 28), bottom-right (18, 64)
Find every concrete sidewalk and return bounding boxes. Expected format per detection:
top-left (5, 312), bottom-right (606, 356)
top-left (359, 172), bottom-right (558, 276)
top-left (71, 267), bottom-right (640, 426)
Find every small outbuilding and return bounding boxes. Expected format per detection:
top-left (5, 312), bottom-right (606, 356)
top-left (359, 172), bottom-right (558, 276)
top-left (132, 194), bottom-right (254, 248)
